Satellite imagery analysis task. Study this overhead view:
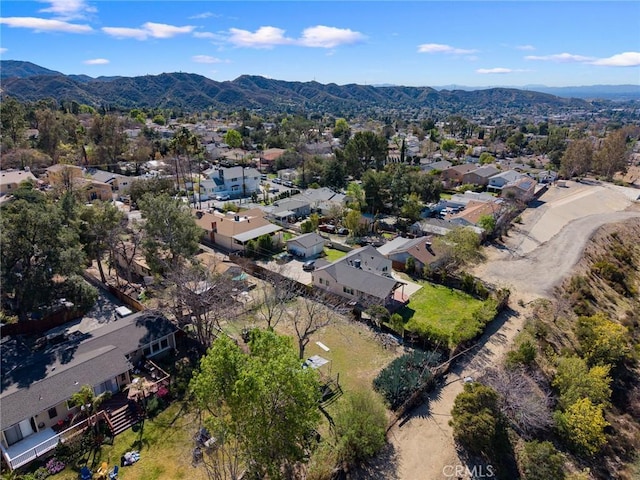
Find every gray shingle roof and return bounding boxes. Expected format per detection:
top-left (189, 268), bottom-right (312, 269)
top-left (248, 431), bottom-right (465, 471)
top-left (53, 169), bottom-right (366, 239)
top-left (286, 233), bottom-right (325, 249)
top-left (0, 347), bottom-right (130, 430)
top-left (0, 312), bottom-right (176, 430)
top-left (336, 245), bottom-right (389, 273)
top-left (318, 262), bottom-right (399, 299)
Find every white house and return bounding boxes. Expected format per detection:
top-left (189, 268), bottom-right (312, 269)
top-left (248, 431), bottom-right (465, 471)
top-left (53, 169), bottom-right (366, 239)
top-left (286, 233), bottom-right (326, 258)
top-left (199, 166), bottom-right (261, 200)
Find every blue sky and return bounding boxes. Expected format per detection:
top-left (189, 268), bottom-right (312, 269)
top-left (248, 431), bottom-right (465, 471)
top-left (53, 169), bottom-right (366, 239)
top-left (1, 1), bottom-right (639, 87)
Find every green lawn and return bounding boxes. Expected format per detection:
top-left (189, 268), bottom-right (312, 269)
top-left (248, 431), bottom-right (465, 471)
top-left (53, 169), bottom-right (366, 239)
top-left (400, 281), bottom-right (491, 347)
top-left (50, 403), bottom-right (208, 480)
top-left (323, 247), bottom-right (347, 262)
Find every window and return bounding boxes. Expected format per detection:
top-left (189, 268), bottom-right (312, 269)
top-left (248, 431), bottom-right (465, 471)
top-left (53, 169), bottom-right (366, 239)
top-left (143, 347), bottom-right (151, 357)
top-left (382, 266), bottom-right (388, 272)
top-left (48, 407), bottom-right (58, 419)
top-left (343, 286), bottom-right (354, 295)
top-left (160, 338), bottom-right (169, 350)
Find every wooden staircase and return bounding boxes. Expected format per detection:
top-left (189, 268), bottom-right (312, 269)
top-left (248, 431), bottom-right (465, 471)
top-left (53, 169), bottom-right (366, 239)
top-left (100, 393), bottom-right (143, 436)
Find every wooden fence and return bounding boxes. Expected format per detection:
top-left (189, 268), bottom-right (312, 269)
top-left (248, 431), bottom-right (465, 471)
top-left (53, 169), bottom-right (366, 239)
top-left (0, 308), bottom-right (84, 337)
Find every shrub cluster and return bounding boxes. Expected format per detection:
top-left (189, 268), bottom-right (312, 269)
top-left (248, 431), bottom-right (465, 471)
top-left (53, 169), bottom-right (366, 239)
top-left (373, 350), bottom-right (440, 410)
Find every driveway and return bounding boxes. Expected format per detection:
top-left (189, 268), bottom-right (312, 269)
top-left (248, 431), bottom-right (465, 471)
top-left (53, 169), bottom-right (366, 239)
top-left (389, 181), bottom-right (640, 480)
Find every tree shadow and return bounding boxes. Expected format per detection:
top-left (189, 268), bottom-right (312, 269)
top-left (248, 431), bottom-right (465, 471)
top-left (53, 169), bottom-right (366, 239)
top-left (346, 442), bottom-right (400, 480)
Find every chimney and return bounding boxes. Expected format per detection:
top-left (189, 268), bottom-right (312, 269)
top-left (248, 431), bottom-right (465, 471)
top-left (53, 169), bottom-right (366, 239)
top-left (354, 259), bottom-right (361, 269)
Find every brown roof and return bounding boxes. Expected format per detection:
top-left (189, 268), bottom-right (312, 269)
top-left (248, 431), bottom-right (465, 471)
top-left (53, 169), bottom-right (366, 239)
top-left (194, 208), bottom-right (272, 237)
top-left (261, 148), bottom-right (286, 161)
top-left (399, 236), bottom-right (447, 268)
top-left (446, 164), bottom-right (478, 174)
top-left (450, 200), bottom-right (500, 225)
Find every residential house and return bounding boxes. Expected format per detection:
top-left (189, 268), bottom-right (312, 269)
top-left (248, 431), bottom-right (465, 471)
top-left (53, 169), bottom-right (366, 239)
top-left (420, 159), bottom-right (452, 173)
top-left (286, 233), bottom-right (326, 258)
top-left (0, 311), bottom-right (177, 470)
top-left (85, 169), bottom-right (136, 194)
top-left (291, 187), bottom-right (347, 216)
top-left (194, 208), bottom-right (282, 253)
top-left (45, 165), bottom-right (112, 202)
top-left (199, 166), bottom-right (261, 200)
top-left (259, 148), bottom-right (286, 172)
top-left (377, 236), bottom-right (447, 274)
top-left (0, 170), bottom-right (37, 196)
top-left (277, 168), bottom-right (298, 183)
top-left (312, 246), bottom-right (404, 309)
top-left (448, 200), bottom-right (503, 229)
top-left (264, 198), bottom-right (311, 222)
top-left (487, 170), bottom-right (525, 192)
top-left (462, 165), bottom-right (501, 186)
top-left (440, 164), bottom-right (478, 187)
top-left (501, 177), bottom-right (538, 202)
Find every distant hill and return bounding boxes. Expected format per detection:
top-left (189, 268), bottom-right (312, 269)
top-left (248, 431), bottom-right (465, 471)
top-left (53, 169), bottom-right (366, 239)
top-left (0, 60), bottom-right (64, 79)
top-left (0, 60), bottom-right (598, 113)
top-left (432, 83), bottom-right (640, 101)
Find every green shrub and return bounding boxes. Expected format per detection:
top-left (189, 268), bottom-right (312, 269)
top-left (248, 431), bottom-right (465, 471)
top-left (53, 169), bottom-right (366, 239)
top-left (518, 440), bottom-right (565, 480)
top-left (450, 383), bottom-right (502, 457)
top-left (146, 395), bottom-right (165, 418)
top-left (506, 340), bottom-right (537, 368)
top-left (373, 350), bottom-right (440, 410)
top-left (334, 390), bottom-right (387, 465)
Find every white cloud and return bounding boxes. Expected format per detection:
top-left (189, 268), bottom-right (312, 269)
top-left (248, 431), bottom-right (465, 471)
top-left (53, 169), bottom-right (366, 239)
top-left (84, 58), bottom-right (109, 65)
top-left (143, 22), bottom-right (195, 39)
top-left (38, 0), bottom-right (96, 20)
top-left (0, 48), bottom-right (7, 54)
top-left (189, 12), bottom-right (219, 19)
top-left (192, 55), bottom-right (225, 64)
top-left (590, 51), bottom-right (640, 67)
top-left (102, 22), bottom-right (195, 40)
top-left (476, 67), bottom-right (513, 74)
top-left (193, 32), bottom-right (216, 39)
top-left (298, 25), bottom-right (366, 48)
top-left (228, 26), bottom-right (292, 48)
top-left (516, 44), bottom-right (535, 51)
top-left (417, 43), bottom-right (478, 55)
top-left (102, 26), bottom-right (148, 40)
top-left (525, 52), bottom-right (594, 63)
top-left (227, 25), bottom-right (366, 49)
top-left (0, 17), bottom-right (92, 33)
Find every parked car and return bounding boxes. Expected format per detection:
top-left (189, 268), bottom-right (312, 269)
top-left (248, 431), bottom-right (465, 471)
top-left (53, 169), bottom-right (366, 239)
top-left (275, 252), bottom-right (293, 264)
top-left (302, 260), bottom-right (316, 271)
top-left (283, 180), bottom-right (294, 187)
top-left (337, 227), bottom-right (349, 235)
top-left (318, 224), bottom-right (336, 233)
top-left (216, 194), bottom-right (230, 201)
top-left (273, 178), bottom-right (282, 184)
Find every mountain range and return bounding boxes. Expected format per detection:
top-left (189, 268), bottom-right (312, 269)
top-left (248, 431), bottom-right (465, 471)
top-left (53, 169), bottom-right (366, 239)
top-left (1, 60), bottom-right (634, 114)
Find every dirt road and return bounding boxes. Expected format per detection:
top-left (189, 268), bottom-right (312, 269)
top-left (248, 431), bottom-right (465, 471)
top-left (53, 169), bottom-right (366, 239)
top-left (388, 181), bottom-right (640, 480)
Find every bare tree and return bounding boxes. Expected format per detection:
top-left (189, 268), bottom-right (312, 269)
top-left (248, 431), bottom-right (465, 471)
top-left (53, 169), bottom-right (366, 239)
top-left (288, 293), bottom-right (350, 359)
top-left (479, 367), bottom-right (553, 439)
top-left (110, 220), bottom-right (145, 289)
top-left (165, 260), bottom-right (239, 349)
top-left (254, 276), bottom-right (297, 330)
